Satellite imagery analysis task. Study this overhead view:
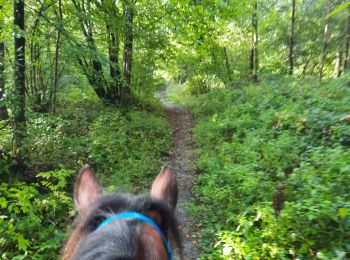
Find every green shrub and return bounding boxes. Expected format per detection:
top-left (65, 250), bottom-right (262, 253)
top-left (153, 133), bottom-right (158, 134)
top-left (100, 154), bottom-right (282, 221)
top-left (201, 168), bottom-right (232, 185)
top-left (186, 75), bottom-right (350, 259)
top-left (0, 119), bottom-right (11, 178)
top-left (87, 110), bottom-right (171, 190)
top-left (1, 95), bottom-right (171, 258)
top-left (23, 114), bottom-right (89, 172)
top-left (187, 75), bottom-right (225, 96)
top-left (0, 168), bottom-right (74, 259)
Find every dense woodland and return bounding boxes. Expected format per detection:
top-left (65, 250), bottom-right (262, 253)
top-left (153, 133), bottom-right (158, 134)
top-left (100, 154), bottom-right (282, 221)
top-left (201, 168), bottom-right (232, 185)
top-left (1, 0), bottom-right (350, 259)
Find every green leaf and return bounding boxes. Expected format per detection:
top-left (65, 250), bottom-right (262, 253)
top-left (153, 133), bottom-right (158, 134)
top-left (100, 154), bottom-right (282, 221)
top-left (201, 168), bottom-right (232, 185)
top-left (338, 208), bottom-right (347, 219)
top-left (0, 197), bottom-right (7, 208)
top-left (327, 2), bottom-right (350, 18)
top-left (16, 234), bottom-right (30, 252)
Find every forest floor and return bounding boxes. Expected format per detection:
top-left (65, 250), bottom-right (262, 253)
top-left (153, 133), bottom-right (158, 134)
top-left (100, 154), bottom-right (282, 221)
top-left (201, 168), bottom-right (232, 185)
top-left (158, 87), bottom-right (200, 259)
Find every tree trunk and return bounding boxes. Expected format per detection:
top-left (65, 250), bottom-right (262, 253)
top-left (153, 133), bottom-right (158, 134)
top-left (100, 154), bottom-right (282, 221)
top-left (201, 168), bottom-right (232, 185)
top-left (223, 47), bottom-right (232, 83)
top-left (28, 2), bottom-right (50, 113)
top-left (51, 0), bottom-right (63, 113)
top-left (319, 1), bottom-right (332, 79)
top-left (122, 0), bottom-right (133, 105)
top-left (251, 1), bottom-right (258, 82)
top-left (289, 0), bottom-right (296, 75)
top-left (109, 31), bottom-right (120, 81)
top-left (14, 0), bottom-right (26, 171)
top-left (301, 55), bottom-right (312, 76)
top-left (72, 0), bottom-right (114, 104)
top-left (344, 6), bottom-right (350, 71)
top-left (106, 1), bottom-right (121, 102)
top-left (0, 41), bottom-right (7, 120)
top-left (334, 51), bottom-right (342, 78)
top-left (0, 5), bottom-right (8, 120)
top-left (310, 61), bottom-right (319, 75)
top-left (249, 48), bottom-right (253, 72)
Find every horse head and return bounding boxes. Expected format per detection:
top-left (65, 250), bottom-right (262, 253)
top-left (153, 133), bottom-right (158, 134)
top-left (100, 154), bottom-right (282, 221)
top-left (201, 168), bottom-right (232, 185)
top-left (62, 165), bottom-right (182, 260)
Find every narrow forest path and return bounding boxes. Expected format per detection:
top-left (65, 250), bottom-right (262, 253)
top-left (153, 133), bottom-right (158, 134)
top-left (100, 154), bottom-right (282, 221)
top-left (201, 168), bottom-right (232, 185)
top-left (158, 88), bottom-right (200, 260)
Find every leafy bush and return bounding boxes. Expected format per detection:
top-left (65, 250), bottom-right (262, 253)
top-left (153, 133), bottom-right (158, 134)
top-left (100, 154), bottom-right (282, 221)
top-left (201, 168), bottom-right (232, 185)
top-left (186, 75), bottom-right (225, 96)
top-left (186, 75), bottom-right (350, 259)
top-left (166, 75), bottom-right (225, 104)
top-left (0, 120), bottom-right (12, 177)
top-left (23, 114), bottom-right (89, 173)
top-left (21, 103), bottom-right (171, 188)
top-left (0, 168), bottom-right (74, 259)
top-left (1, 96), bottom-right (171, 258)
top-left (88, 110), bottom-right (171, 190)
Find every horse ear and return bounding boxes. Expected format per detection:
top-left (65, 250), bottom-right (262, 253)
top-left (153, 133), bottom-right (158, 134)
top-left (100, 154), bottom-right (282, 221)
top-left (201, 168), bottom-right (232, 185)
top-left (74, 164), bottom-right (103, 217)
top-left (151, 165), bottom-right (178, 209)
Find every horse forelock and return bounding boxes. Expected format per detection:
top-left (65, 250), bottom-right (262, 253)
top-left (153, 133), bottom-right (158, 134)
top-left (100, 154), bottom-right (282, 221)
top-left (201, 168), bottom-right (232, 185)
top-left (62, 192), bottom-right (182, 260)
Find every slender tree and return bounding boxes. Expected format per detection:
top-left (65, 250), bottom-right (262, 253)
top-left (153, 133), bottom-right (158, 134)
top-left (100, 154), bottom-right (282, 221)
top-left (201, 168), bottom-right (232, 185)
top-left (334, 50), bottom-right (342, 78)
top-left (0, 5), bottom-right (8, 120)
top-left (28, 3), bottom-right (48, 112)
top-left (319, 1), bottom-right (332, 78)
top-left (289, 0), bottom-right (296, 75)
top-left (0, 40), bottom-right (6, 120)
top-left (122, 0), bottom-right (134, 105)
top-left (72, 0), bottom-right (118, 103)
top-left (344, 6), bottom-right (350, 71)
top-left (223, 47), bottom-right (232, 83)
top-left (105, 0), bottom-right (121, 91)
top-left (13, 0), bottom-right (26, 173)
top-left (13, 0), bottom-right (26, 145)
top-left (251, 1), bottom-right (258, 82)
top-left (51, 0), bottom-right (63, 113)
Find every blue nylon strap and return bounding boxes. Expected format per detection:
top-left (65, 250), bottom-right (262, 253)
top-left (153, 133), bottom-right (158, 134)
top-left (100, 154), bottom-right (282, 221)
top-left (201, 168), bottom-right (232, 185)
top-left (96, 212), bottom-right (172, 260)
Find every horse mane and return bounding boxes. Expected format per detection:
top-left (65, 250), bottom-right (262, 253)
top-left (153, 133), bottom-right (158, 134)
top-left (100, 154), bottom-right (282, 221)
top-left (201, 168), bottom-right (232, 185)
top-left (62, 192), bottom-right (182, 259)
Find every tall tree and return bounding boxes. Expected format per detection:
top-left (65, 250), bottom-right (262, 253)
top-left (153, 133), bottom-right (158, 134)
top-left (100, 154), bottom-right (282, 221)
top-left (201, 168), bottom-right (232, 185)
top-left (0, 39), bottom-right (6, 120)
top-left (251, 1), bottom-right (258, 82)
top-left (13, 0), bottom-right (26, 151)
top-left (344, 6), bottom-right (350, 71)
top-left (289, 0), bottom-right (296, 75)
top-left (72, 0), bottom-right (118, 104)
top-left (223, 47), bottom-right (232, 83)
top-left (0, 5), bottom-right (8, 120)
top-left (51, 0), bottom-right (63, 113)
top-left (104, 0), bottom-right (121, 92)
top-left (334, 50), bottom-right (342, 78)
top-left (122, 0), bottom-right (134, 105)
top-left (319, 1), bottom-right (332, 78)
top-left (28, 2), bottom-right (50, 112)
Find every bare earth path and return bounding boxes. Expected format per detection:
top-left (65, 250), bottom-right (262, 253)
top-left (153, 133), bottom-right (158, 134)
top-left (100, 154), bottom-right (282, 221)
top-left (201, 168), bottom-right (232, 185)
top-left (158, 88), bottom-right (200, 260)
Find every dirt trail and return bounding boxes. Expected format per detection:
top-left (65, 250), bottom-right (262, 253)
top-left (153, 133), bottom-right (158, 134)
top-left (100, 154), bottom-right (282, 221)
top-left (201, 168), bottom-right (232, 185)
top-left (158, 88), bottom-right (200, 260)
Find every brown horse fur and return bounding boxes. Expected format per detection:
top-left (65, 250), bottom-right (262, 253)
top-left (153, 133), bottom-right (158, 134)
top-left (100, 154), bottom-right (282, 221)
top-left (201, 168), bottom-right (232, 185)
top-left (61, 165), bottom-right (182, 260)
top-left (151, 165), bottom-right (178, 210)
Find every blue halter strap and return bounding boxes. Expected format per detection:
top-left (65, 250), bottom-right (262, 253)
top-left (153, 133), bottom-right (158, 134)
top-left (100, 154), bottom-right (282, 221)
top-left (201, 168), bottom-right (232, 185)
top-left (96, 212), bottom-right (172, 260)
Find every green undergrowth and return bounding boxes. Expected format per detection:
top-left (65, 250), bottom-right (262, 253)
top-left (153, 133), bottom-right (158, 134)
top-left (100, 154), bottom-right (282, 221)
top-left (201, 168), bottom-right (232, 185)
top-left (181, 75), bottom-right (350, 259)
top-left (0, 91), bottom-right (171, 259)
top-left (166, 74), bottom-right (227, 105)
top-left (166, 81), bottom-right (188, 105)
